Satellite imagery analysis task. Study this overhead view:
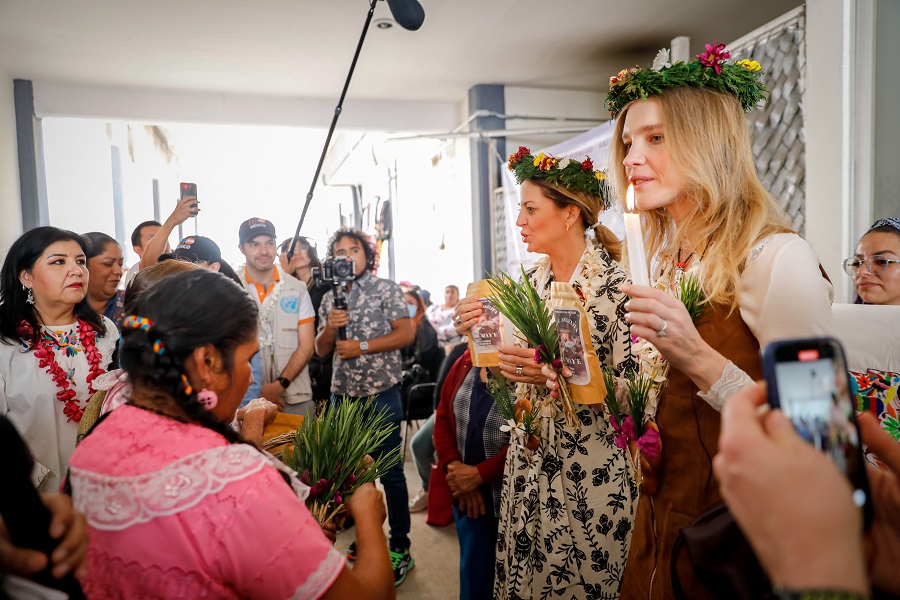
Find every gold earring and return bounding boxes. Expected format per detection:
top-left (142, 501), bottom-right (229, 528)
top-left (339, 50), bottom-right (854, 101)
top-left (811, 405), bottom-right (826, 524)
top-left (566, 222), bottom-right (571, 232)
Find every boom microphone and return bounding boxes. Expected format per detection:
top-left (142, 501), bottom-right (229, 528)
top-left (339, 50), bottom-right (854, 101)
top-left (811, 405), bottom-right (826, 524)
top-left (386, 0), bottom-right (425, 31)
top-left (288, 0), bottom-right (425, 261)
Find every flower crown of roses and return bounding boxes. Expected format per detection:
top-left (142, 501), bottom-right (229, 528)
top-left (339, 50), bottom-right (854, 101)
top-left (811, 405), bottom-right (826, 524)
top-left (507, 146), bottom-right (609, 207)
top-left (605, 44), bottom-right (768, 118)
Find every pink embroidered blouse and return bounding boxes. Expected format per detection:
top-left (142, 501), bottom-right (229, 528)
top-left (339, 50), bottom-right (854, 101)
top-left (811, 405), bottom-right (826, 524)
top-left (68, 405), bottom-right (344, 599)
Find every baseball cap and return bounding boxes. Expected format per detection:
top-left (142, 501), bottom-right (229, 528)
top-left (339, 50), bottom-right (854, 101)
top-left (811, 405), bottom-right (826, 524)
top-left (166, 236), bottom-right (242, 286)
top-left (239, 218), bottom-right (277, 245)
top-left (173, 236), bottom-right (222, 264)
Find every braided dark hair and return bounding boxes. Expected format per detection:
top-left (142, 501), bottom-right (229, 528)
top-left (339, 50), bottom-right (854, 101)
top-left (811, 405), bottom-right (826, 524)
top-left (120, 270), bottom-right (258, 444)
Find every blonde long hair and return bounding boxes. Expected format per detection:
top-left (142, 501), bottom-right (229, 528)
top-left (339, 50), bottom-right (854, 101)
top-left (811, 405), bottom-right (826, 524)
top-left (608, 86), bottom-right (789, 310)
top-left (530, 179), bottom-right (622, 262)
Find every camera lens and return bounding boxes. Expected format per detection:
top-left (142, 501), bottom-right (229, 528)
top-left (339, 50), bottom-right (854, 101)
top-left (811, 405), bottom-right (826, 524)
top-left (334, 260), bottom-right (353, 278)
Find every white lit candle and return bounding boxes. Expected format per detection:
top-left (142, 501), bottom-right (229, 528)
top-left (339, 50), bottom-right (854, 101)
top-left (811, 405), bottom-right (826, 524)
top-left (623, 184), bottom-right (650, 286)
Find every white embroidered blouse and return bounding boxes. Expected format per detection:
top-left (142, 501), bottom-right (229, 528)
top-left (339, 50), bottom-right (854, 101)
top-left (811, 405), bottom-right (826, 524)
top-left (0, 316), bottom-right (118, 491)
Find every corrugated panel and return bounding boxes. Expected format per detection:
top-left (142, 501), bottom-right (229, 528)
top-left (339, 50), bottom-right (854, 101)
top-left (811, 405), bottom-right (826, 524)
top-left (731, 8), bottom-right (806, 234)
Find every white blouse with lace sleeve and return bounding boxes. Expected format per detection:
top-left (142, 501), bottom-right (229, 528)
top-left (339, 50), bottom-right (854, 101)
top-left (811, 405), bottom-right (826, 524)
top-left (698, 233), bottom-right (835, 410)
top-left (0, 316), bottom-right (118, 491)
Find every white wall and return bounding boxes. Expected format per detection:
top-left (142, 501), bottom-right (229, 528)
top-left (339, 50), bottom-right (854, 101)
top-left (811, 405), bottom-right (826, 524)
top-left (504, 86), bottom-right (607, 152)
top-left (0, 71), bottom-right (22, 253)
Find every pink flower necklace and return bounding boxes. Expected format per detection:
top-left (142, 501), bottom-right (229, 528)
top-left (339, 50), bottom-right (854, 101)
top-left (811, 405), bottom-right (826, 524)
top-left (20, 319), bottom-right (105, 423)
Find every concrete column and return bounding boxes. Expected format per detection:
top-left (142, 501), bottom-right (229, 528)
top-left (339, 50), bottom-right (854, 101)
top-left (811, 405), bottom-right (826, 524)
top-left (467, 84), bottom-right (505, 278)
top-left (805, 0), bottom-right (859, 301)
top-left (873, 0), bottom-right (900, 221)
top-left (0, 70), bottom-right (22, 253)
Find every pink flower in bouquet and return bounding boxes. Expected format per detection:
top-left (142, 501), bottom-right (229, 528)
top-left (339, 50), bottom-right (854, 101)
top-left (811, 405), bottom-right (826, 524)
top-left (318, 478), bottom-right (328, 490)
top-left (636, 425), bottom-right (661, 460)
top-left (552, 359), bottom-right (564, 371)
top-left (334, 494), bottom-right (343, 505)
top-left (534, 345), bottom-right (547, 364)
top-left (309, 485), bottom-right (319, 498)
top-left (342, 473), bottom-right (357, 490)
top-left (697, 42), bottom-right (730, 74)
top-left (611, 415), bottom-right (636, 450)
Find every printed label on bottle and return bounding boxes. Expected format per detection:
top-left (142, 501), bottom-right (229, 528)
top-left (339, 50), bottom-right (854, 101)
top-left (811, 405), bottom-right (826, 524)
top-left (471, 299), bottom-right (503, 353)
top-left (555, 307), bottom-right (590, 385)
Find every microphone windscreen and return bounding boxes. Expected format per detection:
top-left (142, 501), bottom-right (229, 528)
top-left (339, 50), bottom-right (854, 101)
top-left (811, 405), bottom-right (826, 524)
top-left (386, 0), bottom-right (425, 31)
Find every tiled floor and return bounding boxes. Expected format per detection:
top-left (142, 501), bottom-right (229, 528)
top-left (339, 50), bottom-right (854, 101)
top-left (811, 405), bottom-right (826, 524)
top-left (336, 427), bottom-right (462, 599)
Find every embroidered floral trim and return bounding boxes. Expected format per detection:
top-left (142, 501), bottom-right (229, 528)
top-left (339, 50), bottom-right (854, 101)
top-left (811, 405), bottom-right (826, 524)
top-left (747, 235), bottom-right (775, 263)
top-left (697, 360), bottom-right (755, 411)
top-left (71, 444), bottom-right (271, 530)
top-left (84, 549), bottom-right (223, 598)
top-left (18, 319), bottom-right (105, 423)
top-left (92, 368), bottom-right (127, 391)
top-left (289, 546), bottom-right (345, 600)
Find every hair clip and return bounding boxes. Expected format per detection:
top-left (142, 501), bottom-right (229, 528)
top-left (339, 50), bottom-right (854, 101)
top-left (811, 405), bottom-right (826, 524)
top-left (181, 374), bottom-right (194, 396)
top-left (122, 316), bottom-right (154, 331)
top-left (152, 340), bottom-right (165, 356)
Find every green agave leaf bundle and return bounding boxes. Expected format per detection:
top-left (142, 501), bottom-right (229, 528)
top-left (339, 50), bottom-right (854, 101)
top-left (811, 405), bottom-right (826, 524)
top-left (486, 267), bottom-right (579, 428)
top-left (283, 398), bottom-right (402, 525)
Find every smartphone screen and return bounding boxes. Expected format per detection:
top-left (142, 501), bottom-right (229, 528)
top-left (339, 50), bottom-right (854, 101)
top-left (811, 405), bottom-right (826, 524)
top-left (763, 338), bottom-right (872, 527)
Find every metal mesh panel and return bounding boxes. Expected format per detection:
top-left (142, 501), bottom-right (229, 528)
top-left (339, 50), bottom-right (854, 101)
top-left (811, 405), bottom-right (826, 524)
top-left (731, 8), bottom-right (806, 233)
top-left (491, 185), bottom-right (509, 271)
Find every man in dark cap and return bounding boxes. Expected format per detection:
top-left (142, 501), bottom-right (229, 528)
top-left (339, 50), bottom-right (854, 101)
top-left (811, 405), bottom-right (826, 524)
top-left (236, 218), bottom-right (315, 416)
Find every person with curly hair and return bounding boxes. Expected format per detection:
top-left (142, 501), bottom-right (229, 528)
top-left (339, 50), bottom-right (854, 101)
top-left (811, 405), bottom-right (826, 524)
top-left (315, 227), bottom-right (416, 586)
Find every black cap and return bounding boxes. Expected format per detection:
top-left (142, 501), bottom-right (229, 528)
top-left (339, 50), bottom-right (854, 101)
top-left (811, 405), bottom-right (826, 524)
top-left (173, 236), bottom-right (222, 264)
top-left (239, 218), bottom-right (277, 245)
top-left (166, 235), bottom-right (242, 287)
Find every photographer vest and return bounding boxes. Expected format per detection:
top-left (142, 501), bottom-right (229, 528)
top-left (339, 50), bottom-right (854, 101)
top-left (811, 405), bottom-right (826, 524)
top-left (238, 266), bottom-right (313, 405)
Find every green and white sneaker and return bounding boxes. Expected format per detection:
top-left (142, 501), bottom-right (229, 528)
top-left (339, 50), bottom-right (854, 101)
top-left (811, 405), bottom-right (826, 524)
top-left (389, 546), bottom-right (415, 587)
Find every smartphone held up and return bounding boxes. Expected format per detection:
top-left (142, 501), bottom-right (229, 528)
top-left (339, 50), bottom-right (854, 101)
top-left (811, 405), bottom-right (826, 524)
top-left (762, 337), bottom-right (873, 528)
top-left (179, 182), bottom-right (199, 226)
top-left (180, 182), bottom-right (197, 201)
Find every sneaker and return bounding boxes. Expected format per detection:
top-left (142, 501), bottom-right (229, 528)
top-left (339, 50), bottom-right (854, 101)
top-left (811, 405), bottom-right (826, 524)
top-left (346, 540), bottom-right (357, 562)
top-left (408, 489), bottom-right (429, 513)
top-left (390, 546), bottom-right (415, 586)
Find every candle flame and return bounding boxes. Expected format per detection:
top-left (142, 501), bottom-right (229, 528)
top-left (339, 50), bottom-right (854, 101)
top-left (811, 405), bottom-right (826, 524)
top-left (626, 184), bottom-right (635, 212)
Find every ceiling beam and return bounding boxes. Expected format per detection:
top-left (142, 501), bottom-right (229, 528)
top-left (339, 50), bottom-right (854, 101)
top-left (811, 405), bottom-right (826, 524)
top-left (31, 81), bottom-right (459, 133)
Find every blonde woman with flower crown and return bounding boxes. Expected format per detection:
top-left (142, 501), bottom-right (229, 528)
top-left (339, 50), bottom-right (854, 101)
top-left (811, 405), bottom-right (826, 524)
top-left (570, 46), bottom-right (834, 599)
top-left (454, 152), bottom-right (637, 599)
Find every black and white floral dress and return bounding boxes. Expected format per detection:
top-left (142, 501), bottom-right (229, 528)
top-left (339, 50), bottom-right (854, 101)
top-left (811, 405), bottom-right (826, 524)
top-left (494, 238), bottom-right (637, 600)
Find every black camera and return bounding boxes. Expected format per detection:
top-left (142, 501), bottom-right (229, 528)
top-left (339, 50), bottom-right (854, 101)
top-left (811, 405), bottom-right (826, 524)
top-left (312, 256), bottom-right (356, 287)
top-left (313, 257), bottom-right (356, 341)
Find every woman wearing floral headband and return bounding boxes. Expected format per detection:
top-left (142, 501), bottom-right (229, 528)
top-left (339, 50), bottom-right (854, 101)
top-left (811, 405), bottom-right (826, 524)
top-left (68, 270), bottom-right (395, 599)
top-left (0, 226), bottom-right (117, 493)
top-left (845, 217), bottom-right (900, 306)
top-left (454, 153), bottom-right (637, 598)
top-left (588, 46), bottom-right (831, 598)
